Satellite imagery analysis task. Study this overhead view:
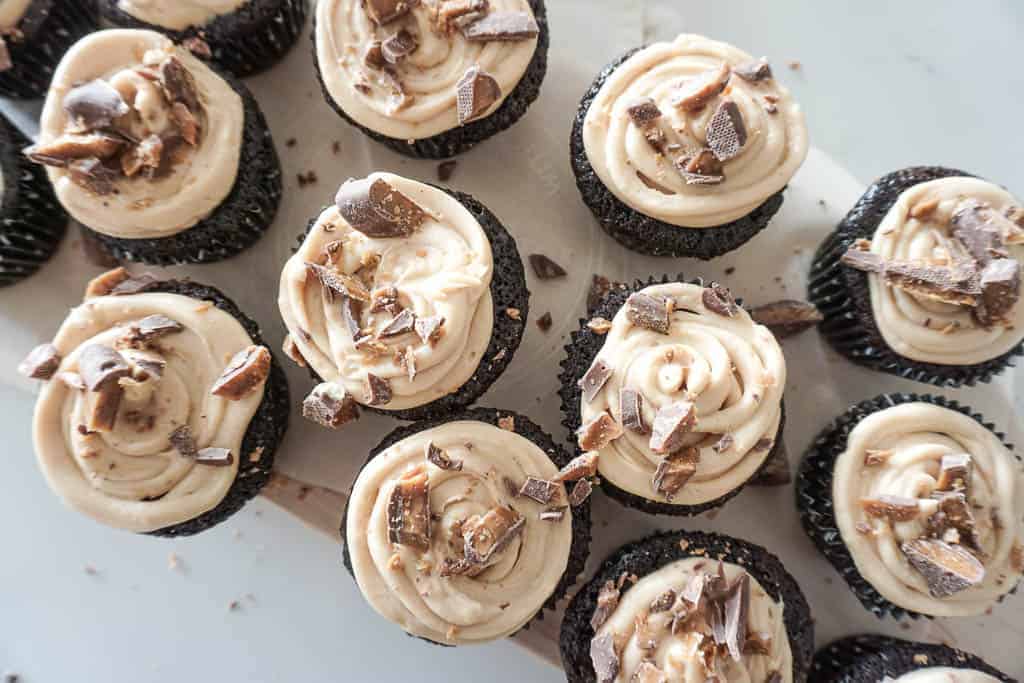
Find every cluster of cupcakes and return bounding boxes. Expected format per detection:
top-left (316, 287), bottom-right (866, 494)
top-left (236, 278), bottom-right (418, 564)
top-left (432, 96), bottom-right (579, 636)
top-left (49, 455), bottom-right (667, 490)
top-left (6, 2), bottom-right (1022, 682)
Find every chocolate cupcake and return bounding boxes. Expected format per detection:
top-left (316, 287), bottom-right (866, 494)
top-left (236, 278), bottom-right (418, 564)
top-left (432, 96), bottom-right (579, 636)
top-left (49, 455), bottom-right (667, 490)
top-left (809, 167), bottom-right (1024, 387)
top-left (559, 277), bottom-right (789, 516)
top-left (20, 268), bottom-right (290, 537)
top-left (0, 0), bottom-right (98, 99)
top-left (313, 0), bottom-right (548, 158)
top-left (26, 29), bottom-right (282, 265)
top-left (570, 34), bottom-right (809, 259)
top-left (341, 408), bottom-right (591, 645)
top-left (560, 530), bottom-right (814, 683)
top-left (812, 635), bottom-right (1014, 682)
top-left (279, 172), bottom-right (528, 424)
top-left (797, 393), bottom-right (1024, 620)
top-left (0, 111), bottom-right (68, 287)
top-left (99, 0), bottom-right (307, 77)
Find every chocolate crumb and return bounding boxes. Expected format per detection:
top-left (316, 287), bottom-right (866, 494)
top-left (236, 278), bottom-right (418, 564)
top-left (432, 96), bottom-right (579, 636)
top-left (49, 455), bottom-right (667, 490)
top-left (569, 478), bottom-right (593, 506)
top-left (18, 343), bottom-right (61, 380)
top-left (528, 253), bottom-right (567, 280)
top-left (749, 300), bottom-right (823, 338)
top-left (437, 159), bottom-right (458, 182)
top-left (536, 312), bottom-right (552, 332)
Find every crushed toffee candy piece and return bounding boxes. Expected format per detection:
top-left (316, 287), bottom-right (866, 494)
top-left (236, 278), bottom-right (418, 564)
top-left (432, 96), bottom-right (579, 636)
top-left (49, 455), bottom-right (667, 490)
top-left (620, 388), bottom-right (647, 433)
top-left (707, 100), bottom-right (748, 162)
top-left (462, 11), bottom-right (539, 41)
top-left (902, 538), bottom-right (985, 598)
top-left (497, 415), bottom-right (515, 431)
top-left (18, 344), bottom-right (61, 380)
top-left (733, 58), bottom-right (773, 82)
top-left (64, 79), bottom-right (130, 130)
top-left (365, 0), bottom-right (415, 24)
top-left (78, 345), bottom-right (131, 391)
top-left (675, 149), bottom-right (724, 185)
top-left (68, 157), bottom-right (118, 195)
top-left (650, 588), bottom-right (676, 613)
top-left (437, 159), bottom-right (457, 182)
top-left (636, 170), bottom-right (676, 194)
top-left (590, 580), bottom-right (621, 630)
top-left (365, 373), bottom-right (392, 405)
top-left (569, 478), bottom-right (593, 506)
top-left (951, 201), bottom-right (1009, 266)
top-left (748, 299), bottom-right (824, 338)
top-left (590, 632), bottom-right (620, 683)
top-left (528, 253), bottom-right (567, 280)
top-left (587, 317), bottom-right (612, 335)
top-left (434, 0), bottom-right (488, 32)
top-left (362, 40), bottom-right (386, 70)
top-left (723, 573), bottom-right (750, 661)
top-left (703, 283), bottom-right (739, 317)
top-left (626, 292), bottom-right (672, 334)
top-left (861, 495), bottom-right (921, 522)
top-left (120, 134), bottom-right (164, 177)
top-left (653, 447), bottom-right (699, 500)
top-left (463, 506), bottom-right (525, 564)
top-left (578, 357), bottom-right (612, 403)
top-left (26, 132), bottom-right (127, 166)
top-left (426, 442), bottom-right (461, 471)
top-left (195, 447), bottom-right (233, 467)
top-left (554, 452), bottom-right (599, 482)
top-left (380, 308), bottom-right (417, 337)
top-left (159, 55), bottom-right (200, 112)
top-left (456, 65), bottom-right (502, 125)
top-left (302, 383), bottom-right (360, 429)
top-left (976, 258), bottom-right (1020, 325)
top-left (336, 177), bottom-right (428, 238)
top-left (169, 102), bottom-right (200, 146)
top-left (539, 506), bottom-right (566, 522)
top-left (210, 346), bottom-right (271, 400)
top-left (370, 286), bottom-right (399, 313)
top-left (415, 315), bottom-right (445, 344)
top-left (883, 260), bottom-right (982, 307)
top-left (84, 267), bottom-right (130, 298)
top-left (128, 314), bottom-right (184, 343)
top-left (306, 262), bottom-right (371, 302)
top-left (519, 476), bottom-right (559, 504)
top-left (936, 453), bottom-right (972, 493)
top-left (713, 433), bottom-right (735, 453)
top-left (109, 273), bottom-right (158, 296)
top-left (381, 29), bottom-right (418, 64)
top-left (840, 245), bottom-right (885, 272)
top-left (649, 401), bottom-right (697, 454)
top-left (387, 466), bottom-right (432, 550)
top-left (929, 492), bottom-right (982, 551)
top-left (672, 63), bottom-right (732, 112)
top-left (168, 424), bottom-right (198, 458)
top-left (88, 384), bottom-right (123, 432)
top-left (626, 97), bottom-right (663, 126)
top-left (577, 412), bottom-right (624, 451)
top-left (536, 312), bottom-right (553, 332)
top-left (341, 297), bottom-right (364, 341)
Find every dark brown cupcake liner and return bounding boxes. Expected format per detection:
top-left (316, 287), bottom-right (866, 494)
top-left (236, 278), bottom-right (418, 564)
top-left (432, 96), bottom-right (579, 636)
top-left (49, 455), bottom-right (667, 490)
top-left (808, 165), bottom-right (1023, 388)
top-left (340, 407), bottom-right (592, 647)
top-left (812, 635), bottom-right (1015, 682)
top-left (558, 274), bottom-right (790, 516)
top-left (570, 48), bottom-right (787, 260)
top-left (560, 529), bottom-right (814, 683)
top-left (795, 392), bottom-right (1019, 621)
top-left (311, 0), bottom-right (548, 159)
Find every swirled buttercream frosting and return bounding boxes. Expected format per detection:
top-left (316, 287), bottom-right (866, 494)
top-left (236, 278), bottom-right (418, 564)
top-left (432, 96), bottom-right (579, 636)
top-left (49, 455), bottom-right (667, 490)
top-left (116, 0), bottom-right (247, 30)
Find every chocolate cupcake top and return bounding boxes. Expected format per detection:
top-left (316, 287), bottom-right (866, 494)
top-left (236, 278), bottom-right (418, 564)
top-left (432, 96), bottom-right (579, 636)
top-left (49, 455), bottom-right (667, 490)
top-left (833, 402), bottom-right (1024, 617)
top-left (315, 0), bottom-right (540, 140)
top-left (27, 271), bottom-right (271, 533)
top-left (582, 34), bottom-right (808, 228)
top-left (115, 0), bottom-right (247, 30)
top-left (279, 172), bottom-right (494, 412)
top-left (28, 29), bottom-right (243, 238)
top-left (345, 420), bottom-right (573, 644)
top-left (841, 177), bottom-right (1024, 366)
top-left (890, 671), bottom-right (1001, 683)
top-left (577, 282), bottom-right (785, 506)
top-left (589, 559), bottom-right (792, 682)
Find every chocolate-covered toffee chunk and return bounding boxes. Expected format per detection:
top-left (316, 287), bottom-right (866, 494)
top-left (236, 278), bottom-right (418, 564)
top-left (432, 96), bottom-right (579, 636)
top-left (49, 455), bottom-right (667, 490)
top-left (387, 466), bottom-right (432, 550)
top-left (210, 346), bottom-right (271, 400)
top-left (671, 63), bottom-right (731, 112)
top-left (303, 383), bottom-right (360, 429)
top-left (463, 505), bottom-right (525, 564)
top-left (462, 12), bottom-right (539, 41)
top-left (652, 448), bottom-right (699, 500)
top-left (702, 283), bottom-right (739, 317)
top-left (649, 401), bottom-right (696, 454)
top-left (426, 442), bottom-right (462, 471)
top-left (456, 65), bottom-right (502, 125)
top-left (63, 79), bottom-right (130, 130)
top-left (365, 373), bottom-right (393, 406)
top-left (19, 344), bottom-right (62, 380)
top-left (528, 253), bottom-right (567, 280)
top-left (901, 538), bottom-right (985, 598)
top-left (619, 387), bottom-right (647, 434)
top-left (579, 358), bottom-right (612, 403)
top-left (707, 100), bottom-right (747, 162)
top-left (555, 452), bottom-right (599, 482)
top-left (78, 345), bottom-right (131, 391)
top-left (519, 476), bottom-right (559, 504)
top-left (336, 178), bottom-right (428, 238)
top-left (733, 58), bottom-right (772, 82)
top-left (749, 300), bottom-right (823, 338)
top-left (625, 292), bottom-right (671, 334)
top-left (578, 412), bottom-right (623, 451)
top-left (195, 448), bottom-right (234, 467)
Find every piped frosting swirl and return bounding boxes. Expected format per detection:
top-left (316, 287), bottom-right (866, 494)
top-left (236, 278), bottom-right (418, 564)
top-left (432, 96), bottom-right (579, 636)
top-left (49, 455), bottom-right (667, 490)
top-left (116, 0), bottom-right (247, 30)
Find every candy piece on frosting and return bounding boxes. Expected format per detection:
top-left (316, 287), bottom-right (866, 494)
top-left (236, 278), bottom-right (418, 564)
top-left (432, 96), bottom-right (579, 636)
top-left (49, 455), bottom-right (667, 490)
top-left (335, 177), bottom-right (427, 238)
top-left (935, 453), bottom-right (972, 493)
top-left (302, 382), bottom-right (360, 429)
top-left (426, 442), bottom-right (461, 471)
top-left (121, 134), bottom-right (164, 177)
top-left (951, 200), bottom-right (1010, 266)
top-left (159, 55), bottom-right (200, 112)
top-left (702, 283), bottom-right (739, 317)
top-left (462, 505), bottom-right (525, 564)
top-left (365, 373), bottom-right (393, 405)
top-left (380, 308), bottom-right (417, 337)
top-left (625, 292), bottom-right (672, 334)
top-left (210, 345), bottom-right (271, 400)
top-left (462, 11), bottom-right (539, 42)
top-left (57, 371), bottom-right (87, 390)
top-left (123, 314), bottom-right (184, 345)
top-left (649, 401), bottom-right (696, 454)
top-left (861, 495), bottom-right (922, 522)
top-left (590, 632), bottom-right (620, 683)
top-left (195, 448), bottom-right (234, 467)
top-left (364, 0), bottom-right (415, 25)
top-left (722, 573), bottom-right (750, 661)
top-left (676, 149), bottom-right (724, 185)
top-left (578, 412), bottom-right (623, 451)
top-left (569, 478), bottom-right (593, 507)
top-left (626, 97), bottom-right (663, 126)
top-left (652, 447), bottom-right (699, 500)
top-left (435, 0), bottom-right (488, 33)
top-left (63, 79), bottom-right (130, 130)
top-left (748, 299), bottom-right (823, 338)
top-left (978, 258), bottom-right (1020, 325)
top-left (578, 357), bottom-right (612, 403)
top-left (733, 58), bottom-right (773, 82)
top-left (456, 65), bottom-right (501, 125)
top-left (901, 538), bottom-right (985, 598)
top-left (381, 29), bottom-right (418, 64)
top-left (554, 452), bottom-right (599, 482)
top-left (619, 387), bottom-right (647, 433)
top-left (671, 63), bottom-right (731, 112)
top-left (387, 466), bottom-right (431, 550)
top-left (19, 344), bottom-right (61, 380)
top-left (707, 100), bottom-right (747, 162)
top-left (25, 132), bottom-right (127, 166)
top-left (306, 262), bottom-right (371, 302)
top-left (590, 580), bottom-right (621, 630)
top-left (78, 345), bottom-right (131, 391)
top-left (519, 476), bottom-right (559, 504)
top-left (414, 315), bottom-right (445, 344)
top-left (89, 384), bottom-right (123, 432)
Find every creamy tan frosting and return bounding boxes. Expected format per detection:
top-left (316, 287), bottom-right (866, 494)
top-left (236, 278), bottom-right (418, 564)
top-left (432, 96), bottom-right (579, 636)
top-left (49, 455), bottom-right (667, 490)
top-left (345, 420), bottom-right (573, 644)
top-left (33, 291), bottom-right (266, 533)
top-left (867, 177), bottom-right (1024, 365)
top-left (0, 0), bottom-right (31, 28)
top-left (582, 282), bottom-right (785, 505)
top-left (38, 29), bottom-right (243, 238)
top-left (594, 558), bottom-right (792, 682)
top-left (890, 669), bottom-right (1001, 683)
top-left (314, 0), bottom-right (538, 140)
top-left (833, 402), bottom-right (1024, 617)
top-left (582, 34), bottom-right (808, 228)
top-left (278, 172), bottom-right (493, 411)
top-left (117, 0), bottom-right (248, 30)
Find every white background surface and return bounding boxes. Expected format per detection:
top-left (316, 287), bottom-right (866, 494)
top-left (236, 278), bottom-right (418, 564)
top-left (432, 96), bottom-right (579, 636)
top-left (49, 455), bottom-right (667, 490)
top-left (2, 1), bottom-right (1024, 681)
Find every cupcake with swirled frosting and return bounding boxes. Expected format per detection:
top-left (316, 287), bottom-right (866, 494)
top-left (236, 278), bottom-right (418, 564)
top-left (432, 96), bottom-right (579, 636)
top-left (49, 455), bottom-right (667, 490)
top-left (341, 408), bottom-right (591, 645)
top-left (26, 29), bottom-right (282, 265)
top-left (313, 0), bottom-right (548, 158)
top-left (559, 277), bottom-right (789, 516)
top-left (278, 172), bottom-right (528, 424)
top-left (560, 530), bottom-right (814, 683)
top-left (0, 0), bottom-right (97, 99)
top-left (19, 268), bottom-right (290, 536)
top-left (810, 167), bottom-right (1024, 387)
top-left (797, 393), bottom-right (1024, 620)
top-left (812, 635), bottom-right (1014, 683)
top-left (99, 0), bottom-right (307, 77)
top-left (570, 34), bottom-right (809, 259)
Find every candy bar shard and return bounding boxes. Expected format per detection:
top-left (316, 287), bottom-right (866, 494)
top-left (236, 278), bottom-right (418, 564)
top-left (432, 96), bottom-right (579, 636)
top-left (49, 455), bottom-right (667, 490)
top-left (703, 283), bottom-right (739, 317)
top-left (578, 357), bottom-right (612, 403)
top-left (170, 102), bottom-right (200, 146)
top-left (977, 258), bottom-right (1020, 325)
top-left (554, 452), bottom-right (599, 482)
top-left (306, 262), bottom-right (371, 302)
top-left (168, 424), bottom-right (198, 458)
top-left (69, 157), bottom-right (119, 195)
top-left (885, 260), bottom-right (982, 307)
top-left (363, 40), bottom-right (385, 69)
top-left (713, 433), bottom-right (735, 453)
top-left (590, 580), bottom-right (621, 630)
top-left (749, 299), bottom-right (823, 338)
top-left (902, 538), bottom-right (985, 598)
top-left (78, 345), bottom-right (131, 391)
top-left (936, 453), bottom-right (972, 493)
top-left (625, 292), bottom-right (672, 334)
top-left (707, 100), bottom-right (747, 162)
top-left (619, 387), bottom-right (647, 434)
top-left (129, 314), bottom-right (184, 343)
top-left (723, 574), bottom-right (750, 661)
top-left (364, 0), bottom-right (415, 24)
top-left (626, 97), bottom-right (663, 126)
top-left (88, 384), bottom-right (123, 432)
top-left (590, 633), bottom-right (620, 683)
top-left (370, 286), bottom-right (399, 314)
top-left (649, 589), bottom-right (676, 613)
top-left (929, 492), bottom-right (982, 551)
top-left (387, 466), bottom-right (432, 550)
top-left (26, 132), bottom-right (126, 166)
top-left (539, 506), bottom-right (566, 522)
top-left (462, 11), bottom-right (539, 41)
top-left (426, 442), bottom-right (461, 471)
top-left (365, 373), bottom-right (392, 405)
top-left (676, 149), bottom-right (725, 185)
top-left (381, 29), bottom-right (418, 64)
top-left (380, 308), bottom-right (417, 337)
top-left (951, 201), bottom-right (1009, 266)
top-left (519, 476), bottom-right (559, 504)
top-left (672, 63), bottom-right (731, 111)
top-left (194, 447), bottom-right (233, 467)
top-left (528, 253), bottom-right (567, 280)
top-left (414, 315), bottom-right (445, 344)
top-left (840, 246), bottom-right (885, 273)
top-left (63, 79), bottom-right (130, 130)
top-left (569, 478), bottom-right (592, 507)
top-left (462, 506), bottom-right (524, 564)
top-left (861, 495), bottom-right (921, 522)
top-left (302, 383), bottom-right (360, 429)
top-left (456, 65), bottom-right (501, 125)
top-left (159, 56), bottom-right (200, 112)
top-left (121, 134), bottom-right (163, 177)
top-left (19, 343), bottom-right (61, 380)
top-left (649, 401), bottom-right (697, 454)
top-left (653, 447), bottom-right (699, 500)
top-left (341, 296), bottom-right (363, 339)
top-left (577, 412), bottom-right (624, 451)
top-left (733, 58), bottom-right (773, 82)
top-left (211, 346), bottom-right (271, 400)
top-left (336, 177), bottom-right (428, 238)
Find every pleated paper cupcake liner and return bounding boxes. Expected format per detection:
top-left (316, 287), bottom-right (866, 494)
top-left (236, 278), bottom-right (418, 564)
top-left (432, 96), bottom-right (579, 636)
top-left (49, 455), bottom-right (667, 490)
top-left (811, 635), bottom-right (1015, 682)
top-left (0, 0), bottom-right (98, 98)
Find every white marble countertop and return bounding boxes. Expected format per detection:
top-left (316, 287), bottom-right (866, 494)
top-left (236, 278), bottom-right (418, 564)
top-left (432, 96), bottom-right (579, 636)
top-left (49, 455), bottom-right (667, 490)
top-left (2, 1), bottom-right (1023, 681)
